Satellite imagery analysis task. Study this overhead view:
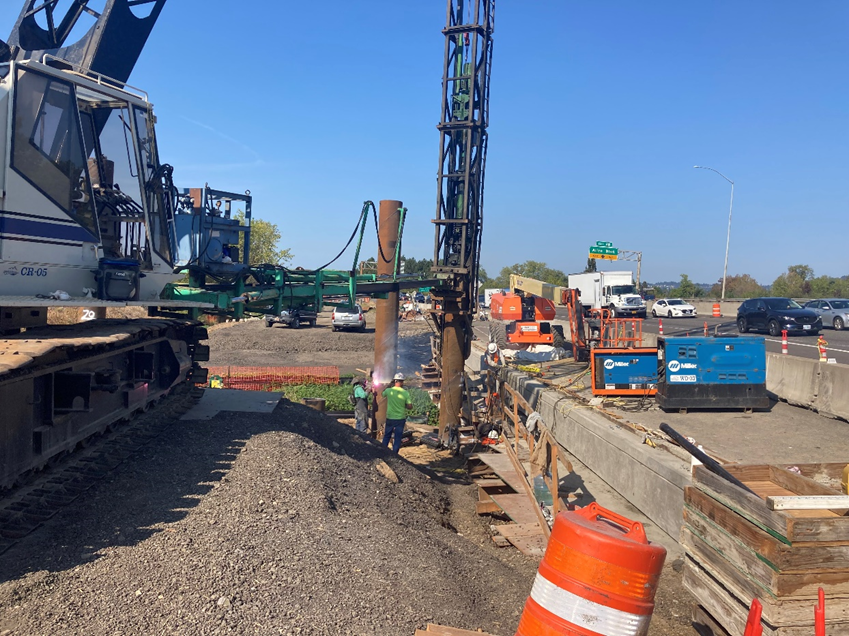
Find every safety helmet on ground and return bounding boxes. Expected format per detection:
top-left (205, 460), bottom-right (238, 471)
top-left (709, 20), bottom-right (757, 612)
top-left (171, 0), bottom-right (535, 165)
top-left (487, 342), bottom-right (498, 353)
top-left (393, 373), bottom-right (405, 381)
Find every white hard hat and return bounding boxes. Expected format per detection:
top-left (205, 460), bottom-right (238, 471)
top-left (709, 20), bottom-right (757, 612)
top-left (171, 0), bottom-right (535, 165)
top-left (393, 373), bottom-right (405, 381)
top-left (487, 342), bottom-right (498, 353)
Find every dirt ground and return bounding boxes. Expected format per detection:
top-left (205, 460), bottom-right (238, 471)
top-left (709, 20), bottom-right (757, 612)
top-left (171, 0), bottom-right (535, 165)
top-left (207, 309), bottom-right (433, 377)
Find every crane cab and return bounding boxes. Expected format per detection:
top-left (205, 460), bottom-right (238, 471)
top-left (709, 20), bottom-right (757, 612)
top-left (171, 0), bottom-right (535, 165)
top-left (0, 58), bottom-right (181, 300)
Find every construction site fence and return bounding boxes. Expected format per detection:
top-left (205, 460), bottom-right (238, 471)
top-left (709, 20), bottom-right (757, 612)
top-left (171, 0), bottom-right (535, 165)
top-left (206, 366), bottom-right (340, 391)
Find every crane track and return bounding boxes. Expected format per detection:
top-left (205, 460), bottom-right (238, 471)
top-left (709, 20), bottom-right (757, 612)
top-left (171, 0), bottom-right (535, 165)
top-left (0, 383), bottom-right (204, 557)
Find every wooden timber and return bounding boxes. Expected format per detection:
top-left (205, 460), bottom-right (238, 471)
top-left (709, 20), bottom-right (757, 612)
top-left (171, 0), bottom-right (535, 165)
top-left (416, 624), bottom-right (498, 636)
top-left (684, 463), bottom-right (849, 636)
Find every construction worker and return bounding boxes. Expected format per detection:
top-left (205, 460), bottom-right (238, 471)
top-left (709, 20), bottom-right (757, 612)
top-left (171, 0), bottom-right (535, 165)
top-left (352, 378), bottom-right (370, 433)
top-left (484, 342), bottom-right (502, 369)
top-left (381, 373), bottom-right (412, 453)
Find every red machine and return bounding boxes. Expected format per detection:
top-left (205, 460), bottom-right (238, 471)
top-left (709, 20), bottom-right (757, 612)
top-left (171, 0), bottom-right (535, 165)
top-left (489, 291), bottom-right (564, 348)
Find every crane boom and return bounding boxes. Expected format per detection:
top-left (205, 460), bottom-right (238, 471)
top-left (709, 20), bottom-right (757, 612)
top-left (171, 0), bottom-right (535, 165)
top-left (1, 0), bottom-right (167, 84)
top-left (509, 274), bottom-right (564, 305)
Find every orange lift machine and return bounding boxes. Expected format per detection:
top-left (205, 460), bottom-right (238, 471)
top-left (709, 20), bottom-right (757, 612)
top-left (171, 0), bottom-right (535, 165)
top-left (489, 290), bottom-right (564, 347)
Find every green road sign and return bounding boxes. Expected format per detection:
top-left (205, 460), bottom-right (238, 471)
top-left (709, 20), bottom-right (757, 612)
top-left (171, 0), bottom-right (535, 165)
top-left (595, 241), bottom-right (613, 248)
top-left (589, 246), bottom-right (619, 256)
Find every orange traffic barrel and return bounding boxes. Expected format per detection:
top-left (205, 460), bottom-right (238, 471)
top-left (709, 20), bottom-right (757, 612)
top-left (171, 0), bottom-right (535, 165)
top-left (712, 303), bottom-right (721, 317)
top-left (515, 502), bottom-right (667, 636)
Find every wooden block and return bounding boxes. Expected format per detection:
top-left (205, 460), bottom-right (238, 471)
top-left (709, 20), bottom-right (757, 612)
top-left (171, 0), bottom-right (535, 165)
top-left (491, 534), bottom-right (510, 548)
top-left (685, 487), bottom-right (849, 572)
top-left (694, 466), bottom-right (849, 542)
top-left (684, 523), bottom-right (849, 599)
top-left (767, 495), bottom-right (849, 511)
top-left (476, 453), bottom-right (526, 493)
top-left (494, 523), bottom-right (545, 540)
top-left (423, 624), bottom-right (497, 635)
top-left (475, 501), bottom-right (502, 515)
top-left (692, 604), bottom-right (732, 636)
top-left (490, 493), bottom-right (540, 526)
top-left (506, 533), bottom-right (547, 558)
top-left (683, 557), bottom-right (849, 635)
top-left (686, 535), bottom-right (849, 625)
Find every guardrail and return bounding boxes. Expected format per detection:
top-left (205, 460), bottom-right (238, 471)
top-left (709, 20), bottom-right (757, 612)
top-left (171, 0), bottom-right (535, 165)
top-left (766, 353), bottom-right (849, 422)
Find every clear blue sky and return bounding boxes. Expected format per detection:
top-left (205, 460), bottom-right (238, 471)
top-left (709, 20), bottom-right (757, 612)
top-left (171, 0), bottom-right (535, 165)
top-left (3, 1), bottom-right (847, 285)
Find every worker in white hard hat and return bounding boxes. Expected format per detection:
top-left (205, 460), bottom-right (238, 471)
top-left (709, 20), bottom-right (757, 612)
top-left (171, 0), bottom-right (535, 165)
top-left (381, 373), bottom-right (412, 453)
top-left (484, 341), bottom-right (502, 369)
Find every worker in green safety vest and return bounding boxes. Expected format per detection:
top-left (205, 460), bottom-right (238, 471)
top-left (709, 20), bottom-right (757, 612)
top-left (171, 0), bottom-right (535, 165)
top-left (381, 373), bottom-right (412, 453)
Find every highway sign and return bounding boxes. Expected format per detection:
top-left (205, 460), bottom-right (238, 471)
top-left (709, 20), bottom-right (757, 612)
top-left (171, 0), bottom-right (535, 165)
top-left (596, 241), bottom-right (613, 248)
top-left (589, 246), bottom-right (619, 256)
top-left (589, 253), bottom-right (618, 261)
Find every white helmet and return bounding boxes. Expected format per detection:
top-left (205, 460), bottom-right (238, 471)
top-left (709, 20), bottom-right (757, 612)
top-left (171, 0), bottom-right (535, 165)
top-left (393, 373), bottom-right (405, 381)
top-left (487, 342), bottom-right (498, 353)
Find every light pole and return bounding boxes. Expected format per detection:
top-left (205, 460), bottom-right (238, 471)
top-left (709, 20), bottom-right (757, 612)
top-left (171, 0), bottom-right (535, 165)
top-left (694, 165), bottom-right (734, 300)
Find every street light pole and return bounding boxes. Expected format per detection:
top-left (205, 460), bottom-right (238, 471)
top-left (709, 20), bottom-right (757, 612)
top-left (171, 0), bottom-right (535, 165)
top-left (694, 166), bottom-right (734, 300)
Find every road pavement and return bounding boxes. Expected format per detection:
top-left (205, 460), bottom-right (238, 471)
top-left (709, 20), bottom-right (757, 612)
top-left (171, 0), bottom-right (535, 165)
top-left (552, 308), bottom-right (849, 365)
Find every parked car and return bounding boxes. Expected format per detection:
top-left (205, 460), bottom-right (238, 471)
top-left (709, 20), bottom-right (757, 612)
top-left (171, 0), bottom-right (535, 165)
top-left (265, 306), bottom-right (317, 329)
top-left (651, 298), bottom-right (697, 318)
top-left (416, 292), bottom-right (426, 303)
top-left (737, 298), bottom-right (821, 336)
top-left (332, 304), bottom-right (366, 332)
top-left (803, 298), bottom-right (849, 331)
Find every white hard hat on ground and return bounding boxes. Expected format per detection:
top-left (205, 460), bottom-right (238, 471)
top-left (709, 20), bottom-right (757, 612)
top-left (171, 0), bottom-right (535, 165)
top-left (393, 373), bottom-right (405, 381)
top-left (487, 342), bottom-right (498, 353)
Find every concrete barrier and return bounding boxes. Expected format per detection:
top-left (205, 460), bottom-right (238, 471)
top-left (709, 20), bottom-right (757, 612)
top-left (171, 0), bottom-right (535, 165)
top-left (503, 370), bottom-right (691, 540)
top-left (812, 361), bottom-right (849, 421)
top-left (766, 353), bottom-right (820, 409)
top-left (766, 352), bottom-right (849, 422)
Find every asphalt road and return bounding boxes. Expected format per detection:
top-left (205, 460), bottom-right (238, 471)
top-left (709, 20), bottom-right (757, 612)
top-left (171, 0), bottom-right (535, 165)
top-left (552, 308), bottom-right (849, 365)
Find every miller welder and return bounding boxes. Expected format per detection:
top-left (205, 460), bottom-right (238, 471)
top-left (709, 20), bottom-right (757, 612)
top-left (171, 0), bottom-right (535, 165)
top-left (656, 335), bottom-right (769, 413)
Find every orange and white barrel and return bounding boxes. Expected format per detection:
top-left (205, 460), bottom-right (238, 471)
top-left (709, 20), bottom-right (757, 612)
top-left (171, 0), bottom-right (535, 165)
top-left (515, 502), bottom-right (667, 636)
top-left (712, 303), bottom-right (721, 318)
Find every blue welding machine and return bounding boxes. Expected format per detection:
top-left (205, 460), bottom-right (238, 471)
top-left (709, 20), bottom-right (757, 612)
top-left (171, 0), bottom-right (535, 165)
top-left (656, 335), bottom-right (768, 412)
top-left (590, 348), bottom-right (658, 396)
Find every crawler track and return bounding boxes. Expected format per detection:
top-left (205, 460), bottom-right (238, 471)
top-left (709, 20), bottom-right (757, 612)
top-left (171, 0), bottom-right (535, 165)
top-left (0, 384), bottom-right (204, 556)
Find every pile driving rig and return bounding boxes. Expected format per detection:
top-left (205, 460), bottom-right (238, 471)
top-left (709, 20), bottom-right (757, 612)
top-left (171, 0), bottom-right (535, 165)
top-left (429, 0), bottom-right (494, 446)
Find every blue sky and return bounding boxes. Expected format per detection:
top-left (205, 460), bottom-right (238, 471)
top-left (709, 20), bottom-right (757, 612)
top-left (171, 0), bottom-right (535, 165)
top-left (3, 1), bottom-right (847, 285)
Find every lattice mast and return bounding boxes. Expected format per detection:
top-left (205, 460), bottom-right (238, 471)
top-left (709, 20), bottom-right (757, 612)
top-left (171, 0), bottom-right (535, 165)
top-left (431, 0), bottom-right (494, 444)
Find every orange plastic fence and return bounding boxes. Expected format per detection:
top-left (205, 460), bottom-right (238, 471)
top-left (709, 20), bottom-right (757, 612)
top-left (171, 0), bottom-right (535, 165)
top-left (206, 366), bottom-right (340, 390)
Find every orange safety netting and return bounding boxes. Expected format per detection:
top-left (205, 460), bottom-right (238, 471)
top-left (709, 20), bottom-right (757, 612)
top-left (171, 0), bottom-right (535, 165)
top-left (206, 366), bottom-right (339, 391)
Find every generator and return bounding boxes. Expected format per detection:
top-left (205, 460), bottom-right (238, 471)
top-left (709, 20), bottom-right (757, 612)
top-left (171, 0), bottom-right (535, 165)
top-left (656, 335), bottom-right (768, 412)
top-left (590, 348), bottom-right (658, 396)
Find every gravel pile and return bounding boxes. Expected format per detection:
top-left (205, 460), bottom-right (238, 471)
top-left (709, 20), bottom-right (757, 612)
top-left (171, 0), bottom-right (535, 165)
top-left (0, 400), bottom-right (536, 635)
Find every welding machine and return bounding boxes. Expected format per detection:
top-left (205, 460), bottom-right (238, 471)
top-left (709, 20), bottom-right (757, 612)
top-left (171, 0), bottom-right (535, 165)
top-left (590, 348), bottom-right (658, 396)
top-left (656, 335), bottom-right (768, 412)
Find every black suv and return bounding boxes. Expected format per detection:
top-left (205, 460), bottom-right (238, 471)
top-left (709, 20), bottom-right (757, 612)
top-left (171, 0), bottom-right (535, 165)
top-left (737, 298), bottom-right (821, 336)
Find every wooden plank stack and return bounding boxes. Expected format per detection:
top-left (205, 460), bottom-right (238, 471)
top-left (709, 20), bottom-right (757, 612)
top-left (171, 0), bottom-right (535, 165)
top-left (683, 463), bottom-right (849, 636)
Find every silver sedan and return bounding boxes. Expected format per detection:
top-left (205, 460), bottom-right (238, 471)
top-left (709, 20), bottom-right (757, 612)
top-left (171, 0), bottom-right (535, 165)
top-left (803, 298), bottom-right (849, 330)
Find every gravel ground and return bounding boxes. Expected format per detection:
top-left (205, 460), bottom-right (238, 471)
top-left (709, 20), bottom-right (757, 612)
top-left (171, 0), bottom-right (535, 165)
top-left (0, 402), bottom-right (538, 635)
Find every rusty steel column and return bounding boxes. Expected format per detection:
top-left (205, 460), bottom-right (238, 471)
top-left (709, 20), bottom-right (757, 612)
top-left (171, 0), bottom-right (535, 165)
top-left (373, 199), bottom-right (403, 433)
top-left (436, 288), bottom-right (468, 444)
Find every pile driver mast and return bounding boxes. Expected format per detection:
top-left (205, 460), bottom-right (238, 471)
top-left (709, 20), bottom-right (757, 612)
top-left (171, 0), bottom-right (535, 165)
top-left (431, 0), bottom-right (494, 443)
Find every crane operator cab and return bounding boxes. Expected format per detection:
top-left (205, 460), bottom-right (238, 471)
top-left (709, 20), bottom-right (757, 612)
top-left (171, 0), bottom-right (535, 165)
top-left (0, 58), bottom-right (181, 301)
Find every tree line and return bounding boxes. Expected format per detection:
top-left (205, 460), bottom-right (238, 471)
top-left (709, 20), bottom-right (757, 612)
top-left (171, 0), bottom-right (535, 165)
top-left (666, 265), bottom-right (849, 299)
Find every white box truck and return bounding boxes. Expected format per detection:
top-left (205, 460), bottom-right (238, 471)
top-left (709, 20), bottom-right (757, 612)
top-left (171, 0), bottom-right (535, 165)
top-left (482, 288), bottom-right (503, 308)
top-left (567, 271), bottom-right (646, 318)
